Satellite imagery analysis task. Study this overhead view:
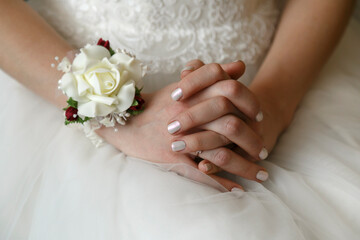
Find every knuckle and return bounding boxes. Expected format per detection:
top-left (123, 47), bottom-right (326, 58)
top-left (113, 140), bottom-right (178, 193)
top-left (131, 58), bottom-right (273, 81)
top-left (214, 148), bottom-right (231, 166)
top-left (213, 96), bottom-right (231, 112)
top-left (208, 63), bottom-right (225, 79)
top-left (223, 81), bottom-right (243, 98)
top-left (182, 110), bottom-right (196, 126)
top-left (219, 134), bottom-right (231, 145)
top-left (223, 116), bottom-right (242, 136)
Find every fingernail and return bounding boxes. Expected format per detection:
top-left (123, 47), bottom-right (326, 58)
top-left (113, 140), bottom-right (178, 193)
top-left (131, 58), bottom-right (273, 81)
top-left (256, 111), bottom-right (263, 122)
top-left (259, 148), bottom-right (268, 160)
top-left (233, 60), bottom-right (243, 63)
top-left (256, 170), bottom-right (269, 182)
top-left (204, 163), bottom-right (212, 172)
top-left (171, 88), bottom-right (183, 101)
top-left (167, 121), bottom-right (181, 134)
top-left (231, 187), bottom-right (245, 192)
top-left (181, 66), bottom-right (194, 73)
top-left (171, 141), bottom-right (186, 152)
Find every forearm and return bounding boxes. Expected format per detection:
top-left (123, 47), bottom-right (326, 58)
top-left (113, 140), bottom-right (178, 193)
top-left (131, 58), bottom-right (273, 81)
top-left (250, 0), bottom-right (355, 129)
top-left (0, 0), bottom-right (73, 107)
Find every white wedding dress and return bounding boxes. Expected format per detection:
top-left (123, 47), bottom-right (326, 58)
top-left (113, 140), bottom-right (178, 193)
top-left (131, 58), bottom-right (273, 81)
top-left (1, 0), bottom-right (360, 239)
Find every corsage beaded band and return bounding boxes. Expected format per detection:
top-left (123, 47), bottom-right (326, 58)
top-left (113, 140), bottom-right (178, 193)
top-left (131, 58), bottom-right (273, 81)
top-left (54, 38), bottom-right (146, 147)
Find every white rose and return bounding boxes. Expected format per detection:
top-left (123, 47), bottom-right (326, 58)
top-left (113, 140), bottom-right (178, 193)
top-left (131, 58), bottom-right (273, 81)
top-left (59, 44), bottom-right (144, 118)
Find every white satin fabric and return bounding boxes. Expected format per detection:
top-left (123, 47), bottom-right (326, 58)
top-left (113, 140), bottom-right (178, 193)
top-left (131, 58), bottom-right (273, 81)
top-left (1, 1), bottom-right (360, 239)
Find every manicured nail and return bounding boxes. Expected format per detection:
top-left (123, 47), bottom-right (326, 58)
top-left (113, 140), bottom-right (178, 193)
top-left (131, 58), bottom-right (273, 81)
top-left (259, 148), bottom-right (268, 160)
top-left (256, 111), bottom-right (263, 122)
top-left (256, 170), bottom-right (269, 182)
top-left (231, 187), bottom-right (245, 192)
top-left (167, 121), bottom-right (181, 134)
top-left (171, 141), bottom-right (186, 152)
top-left (171, 88), bottom-right (183, 101)
top-left (181, 66), bottom-right (194, 73)
top-left (204, 163), bottom-right (212, 172)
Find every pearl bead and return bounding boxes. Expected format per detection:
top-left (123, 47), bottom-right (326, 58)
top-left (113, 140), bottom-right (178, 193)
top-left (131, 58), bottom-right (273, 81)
top-left (51, 63), bottom-right (55, 68)
top-left (54, 56), bottom-right (59, 61)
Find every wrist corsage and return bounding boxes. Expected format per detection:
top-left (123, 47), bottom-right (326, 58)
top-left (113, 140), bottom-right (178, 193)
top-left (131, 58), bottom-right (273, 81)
top-left (55, 38), bottom-right (146, 147)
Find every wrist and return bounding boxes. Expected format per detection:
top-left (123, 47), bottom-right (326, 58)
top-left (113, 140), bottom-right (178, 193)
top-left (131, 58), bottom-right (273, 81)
top-left (249, 81), bottom-right (296, 133)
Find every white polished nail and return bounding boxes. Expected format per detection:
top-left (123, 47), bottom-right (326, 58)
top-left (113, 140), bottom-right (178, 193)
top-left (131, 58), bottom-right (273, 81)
top-left (171, 88), bottom-right (183, 101)
top-left (171, 141), bottom-right (186, 152)
top-left (259, 148), bottom-right (268, 160)
top-left (167, 121), bottom-right (181, 134)
top-left (256, 111), bottom-right (263, 122)
top-left (181, 66), bottom-right (195, 73)
top-left (256, 170), bottom-right (269, 182)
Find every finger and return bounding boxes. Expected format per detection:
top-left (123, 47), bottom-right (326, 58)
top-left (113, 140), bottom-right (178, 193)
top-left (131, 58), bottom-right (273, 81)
top-left (199, 147), bottom-right (269, 183)
top-left (180, 60), bottom-right (246, 80)
top-left (170, 130), bottom-right (231, 153)
top-left (180, 59), bottom-right (204, 79)
top-left (170, 63), bottom-right (232, 101)
top-left (202, 114), bottom-right (268, 161)
top-left (209, 174), bottom-right (244, 192)
top-left (167, 96), bottom-right (240, 134)
top-left (220, 60), bottom-right (246, 80)
top-left (172, 154), bottom-right (243, 192)
top-left (198, 160), bottom-right (222, 174)
top-left (186, 79), bottom-right (263, 122)
top-left (232, 146), bottom-right (259, 162)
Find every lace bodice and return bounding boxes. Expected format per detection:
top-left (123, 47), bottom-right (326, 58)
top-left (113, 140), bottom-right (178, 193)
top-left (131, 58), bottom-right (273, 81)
top-left (29, 0), bottom-right (280, 91)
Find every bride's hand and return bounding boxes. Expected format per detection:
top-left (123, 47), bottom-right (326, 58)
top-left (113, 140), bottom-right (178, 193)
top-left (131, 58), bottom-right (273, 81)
top-left (95, 80), bottom-right (245, 191)
top-left (169, 60), bottom-right (271, 182)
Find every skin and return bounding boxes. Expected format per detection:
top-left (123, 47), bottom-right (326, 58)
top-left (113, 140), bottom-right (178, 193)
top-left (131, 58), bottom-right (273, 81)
top-left (0, 0), bottom-right (355, 190)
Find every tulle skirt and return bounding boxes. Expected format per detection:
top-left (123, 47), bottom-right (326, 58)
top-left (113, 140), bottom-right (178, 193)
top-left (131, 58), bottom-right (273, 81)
top-left (1, 19), bottom-right (360, 240)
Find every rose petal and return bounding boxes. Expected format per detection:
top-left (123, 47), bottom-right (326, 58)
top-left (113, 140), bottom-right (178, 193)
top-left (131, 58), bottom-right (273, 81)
top-left (75, 75), bottom-right (92, 96)
top-left (78, 101), bottom-right (116, 117)
top-left (116, 80), bottom-right (135, 112)
top-left (110, 53), bottom-right (143, 87)
top-left (72, 45), bottom-right (111, 73)
top-left (87, 71), bottom-right (103, 95)
top-left (87, 94), bottom-right (117, 106)
top-left (59, 73), bottom-right (86, 102)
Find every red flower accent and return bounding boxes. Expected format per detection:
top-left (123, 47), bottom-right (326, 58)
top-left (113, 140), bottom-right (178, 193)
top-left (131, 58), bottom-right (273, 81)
top-left (65, 106), bottom-right (79, 121)
top-left (130, 95), bottom-right (145, 111)
top-left (97, 38), bottom-right (110, 50)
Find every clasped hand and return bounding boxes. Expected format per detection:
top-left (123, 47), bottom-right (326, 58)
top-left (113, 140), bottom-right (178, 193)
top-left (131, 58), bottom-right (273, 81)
top-left (98, 60), bottom-right (277, 191)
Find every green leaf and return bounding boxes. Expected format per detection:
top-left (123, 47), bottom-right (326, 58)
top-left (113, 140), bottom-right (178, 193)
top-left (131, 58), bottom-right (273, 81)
top-left (66, 98), bottom-right (78, 108)
top-left (109, 47), bottom-right (115, 56)
top-left (131, 99), bottom-right (139, 107)
top-left (135, 87), bottom-right (143, 95)
top-left (127, 108), bottom-right (144, 116)
top-left (64, 116), bottom-right (90, 125)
